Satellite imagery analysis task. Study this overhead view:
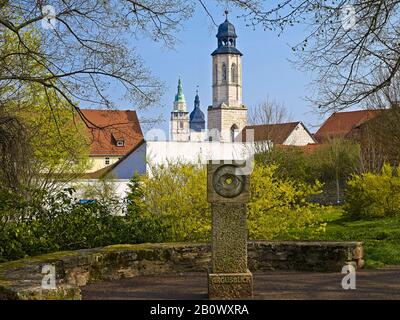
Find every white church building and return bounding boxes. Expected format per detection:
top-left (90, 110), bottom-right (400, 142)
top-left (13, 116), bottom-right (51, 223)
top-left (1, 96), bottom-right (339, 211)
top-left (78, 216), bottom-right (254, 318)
top-left (88, 14), bottom-right (315, 180)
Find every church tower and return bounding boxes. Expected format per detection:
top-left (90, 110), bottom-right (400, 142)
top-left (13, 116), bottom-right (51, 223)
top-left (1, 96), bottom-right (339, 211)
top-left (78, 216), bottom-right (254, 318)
top-left (208, 11), bottom-right (247, 142)
top-left (171, 78), bottom-right (190, 141)
top-left (189, 90), bottom-right (206, 141)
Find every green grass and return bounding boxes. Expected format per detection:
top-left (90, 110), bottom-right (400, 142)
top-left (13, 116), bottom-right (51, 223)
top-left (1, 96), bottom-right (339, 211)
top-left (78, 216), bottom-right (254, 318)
top-left (286, 207), bottom-right (400, 268)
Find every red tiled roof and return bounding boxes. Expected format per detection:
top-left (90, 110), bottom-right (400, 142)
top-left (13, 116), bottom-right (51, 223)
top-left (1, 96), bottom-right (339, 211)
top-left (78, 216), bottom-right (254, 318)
top-left (299, 143), bottom-right (324, 154)
top-left (273, 143), bottom-right (323, 154)
top-left (79, 109), bottom-right (143, 156)
top-left (243, 122), bottom-right (301, 144)
top-left (314, 110), bottom-right (383, 142)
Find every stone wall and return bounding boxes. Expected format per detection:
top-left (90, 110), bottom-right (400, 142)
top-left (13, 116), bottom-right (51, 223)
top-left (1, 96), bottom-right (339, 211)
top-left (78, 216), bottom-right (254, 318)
top-left (0, 241), bottom-right (363, 300)
top-left (248, 241), bottom-right (364, 272)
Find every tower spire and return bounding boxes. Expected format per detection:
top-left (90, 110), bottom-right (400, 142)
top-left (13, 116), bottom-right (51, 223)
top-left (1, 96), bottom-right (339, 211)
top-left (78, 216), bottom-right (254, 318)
top-left (194, 86), bottom-right (200, 108)
top-left (171, 77), bottom-right (189, 141)
top-left (190, 86), bottom-right (205, 137)
top-left (174, 77), bottom-right (186, 106)
top-left (212, 11), bottom-right (242, 56)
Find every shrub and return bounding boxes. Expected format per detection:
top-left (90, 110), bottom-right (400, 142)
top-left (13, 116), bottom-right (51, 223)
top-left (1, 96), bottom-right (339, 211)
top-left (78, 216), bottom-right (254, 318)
top-left (255, 146), bottom-right (311, 182)
top-left (133, 163), bottom-right (211, 242)
top-left (344, 164), bottom-right (400, 219)
top-left (0, 187), bottom-right (164, 262)
top-left (255, 139), bottom-right (361, 204)
top-left (1, 162), bottom-right (327, 262)
top-left (132, 162), bottom-right (325, 242)
top-left (247, 164), bottom-right (325, 239)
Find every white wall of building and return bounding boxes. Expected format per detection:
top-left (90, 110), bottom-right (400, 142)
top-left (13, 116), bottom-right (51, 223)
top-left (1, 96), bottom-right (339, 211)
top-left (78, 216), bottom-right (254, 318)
top-left (108, 142), bottom-right (147, 178)
top-left (106, 140), bottom-right (256, 180)
top-left (146, 141), bottom-right (253, 170)
top-left (71, 179), bottom-right (131, 200)
top-left (283, 123), bottom-right (316, 146)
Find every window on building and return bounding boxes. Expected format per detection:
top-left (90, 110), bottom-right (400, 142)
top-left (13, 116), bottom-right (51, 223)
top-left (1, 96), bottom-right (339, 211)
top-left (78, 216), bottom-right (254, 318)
top-left (230, 124), bottom-right (239, 142)
top-left (180, 121), bottom-right (184, 129)
top-left (231, 63), bottom-right (237, 83)
top-left (222, 63), bottom-right (227, 82)
top-left (105, 157), bottom-right (110, 165)
top-left (116, 140), bottom-right (125, 147)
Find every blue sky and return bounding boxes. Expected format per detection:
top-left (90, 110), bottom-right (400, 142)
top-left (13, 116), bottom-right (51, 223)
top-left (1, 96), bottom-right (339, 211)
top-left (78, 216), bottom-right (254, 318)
top-left (109, 2), bottom-right (329, 135)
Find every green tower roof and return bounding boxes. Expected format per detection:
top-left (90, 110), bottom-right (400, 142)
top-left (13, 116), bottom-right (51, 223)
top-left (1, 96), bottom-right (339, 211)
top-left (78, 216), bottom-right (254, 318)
top-left (174, 78), bottom-right (186, 103)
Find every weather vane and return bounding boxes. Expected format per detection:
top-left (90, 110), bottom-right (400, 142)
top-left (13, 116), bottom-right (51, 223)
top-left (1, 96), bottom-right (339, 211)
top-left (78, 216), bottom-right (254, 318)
top-left (225, 0), bottom-right (230, 19)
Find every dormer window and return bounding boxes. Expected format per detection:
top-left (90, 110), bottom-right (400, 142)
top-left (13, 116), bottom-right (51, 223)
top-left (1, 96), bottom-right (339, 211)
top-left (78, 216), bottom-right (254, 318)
top-left (112, 132), bottom-right (125, 147)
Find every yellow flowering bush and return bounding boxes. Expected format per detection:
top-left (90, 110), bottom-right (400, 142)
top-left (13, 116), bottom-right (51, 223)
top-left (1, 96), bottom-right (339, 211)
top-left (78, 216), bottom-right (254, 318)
top-left (138, 162), bottom-right (211, 241)
top-left (134, 161), bottom-right (325, 242)
top-left (248, 164), bottom-right (325, 240)
top-left (344, 164), bottom-right (400, 219)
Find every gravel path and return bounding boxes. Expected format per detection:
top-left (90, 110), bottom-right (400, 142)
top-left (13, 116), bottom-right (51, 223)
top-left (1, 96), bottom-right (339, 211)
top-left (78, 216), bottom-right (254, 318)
top-left (82, 267), bottom-right (400, 300)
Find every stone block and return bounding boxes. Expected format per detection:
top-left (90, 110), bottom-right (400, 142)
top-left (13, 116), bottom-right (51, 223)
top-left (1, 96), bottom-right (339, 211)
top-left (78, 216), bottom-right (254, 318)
top-left (211, 203), bottom-right (248, 273)
top-left (208, 271), bottom-right (253, 300)
top-left (207, 162), bottom-right (250, 203)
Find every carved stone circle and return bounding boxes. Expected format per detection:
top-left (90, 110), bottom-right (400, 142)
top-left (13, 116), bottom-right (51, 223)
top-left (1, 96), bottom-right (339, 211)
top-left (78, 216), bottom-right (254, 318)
top-left (212, 165), bottom-right (245, 198)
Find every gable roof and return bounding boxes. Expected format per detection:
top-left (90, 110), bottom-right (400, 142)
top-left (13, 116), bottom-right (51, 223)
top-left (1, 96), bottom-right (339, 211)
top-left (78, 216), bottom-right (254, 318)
top-left (314, 110), bottom-right (383, 142)
top-left (243, 122), bottom-right (303, 144)
top-left (79, 109), bottom-right (143, 156)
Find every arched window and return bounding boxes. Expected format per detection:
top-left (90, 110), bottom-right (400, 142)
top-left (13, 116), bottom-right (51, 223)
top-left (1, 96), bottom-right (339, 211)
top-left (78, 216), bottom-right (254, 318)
top-left (222, 63), bottom-right (227, 82)
top-left (231, 63), bottom-right (237, 83)
top-left (215, 64), bottom-right (218, 83)
top-left (230, 124), bottom-right (238, 142)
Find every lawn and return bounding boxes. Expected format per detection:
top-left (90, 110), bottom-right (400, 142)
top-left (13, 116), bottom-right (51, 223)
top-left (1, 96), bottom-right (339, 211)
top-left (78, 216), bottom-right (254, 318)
top-left (285, 207), bottom-right (400, 268)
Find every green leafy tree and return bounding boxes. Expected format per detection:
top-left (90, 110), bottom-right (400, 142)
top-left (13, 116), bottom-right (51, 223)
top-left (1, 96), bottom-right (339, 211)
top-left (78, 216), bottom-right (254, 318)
top-left (0, 24), bottom-right (90, 193)
top-left (310, 138), bottom-right (361, 204)
top-left (126, 172), bottom-right (145, 216)
top-left (125, 172), bottom-right (167, 243)
top-left (21, 103), bottom-right (90, 192)
top-left (255, 146), bottom-right (311, 182)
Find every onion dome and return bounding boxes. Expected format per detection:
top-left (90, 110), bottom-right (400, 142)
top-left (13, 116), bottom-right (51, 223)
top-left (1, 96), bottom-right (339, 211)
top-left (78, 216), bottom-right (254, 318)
top-left (212, 11), bottom-right (242, 56)
top-left (189, 91), bottom-right (205, 132)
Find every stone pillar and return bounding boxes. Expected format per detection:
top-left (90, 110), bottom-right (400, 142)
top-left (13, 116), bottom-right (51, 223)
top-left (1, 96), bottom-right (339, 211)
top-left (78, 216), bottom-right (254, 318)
top-left (207, 161), bottom-right (253, 300)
